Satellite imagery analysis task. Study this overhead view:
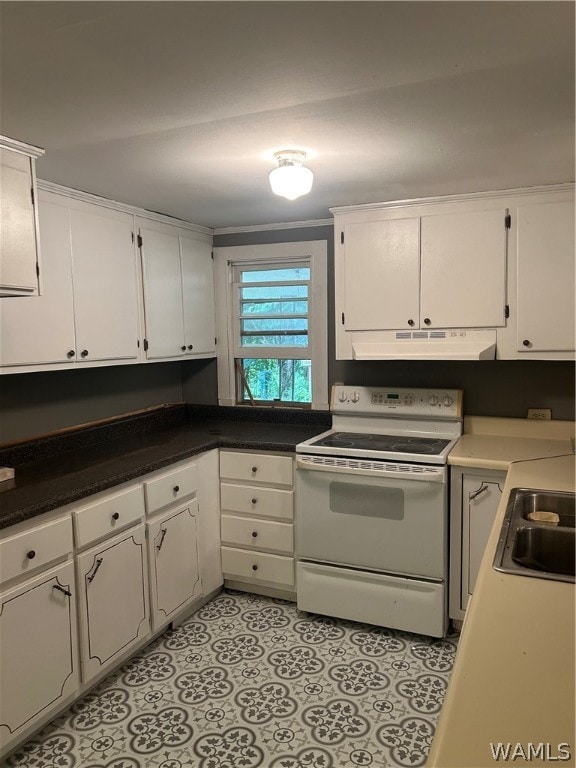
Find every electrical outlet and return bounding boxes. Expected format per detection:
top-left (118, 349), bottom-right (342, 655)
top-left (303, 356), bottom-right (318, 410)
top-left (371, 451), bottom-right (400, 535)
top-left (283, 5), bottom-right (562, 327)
top-left (527, 408), bottom-right (552, 420)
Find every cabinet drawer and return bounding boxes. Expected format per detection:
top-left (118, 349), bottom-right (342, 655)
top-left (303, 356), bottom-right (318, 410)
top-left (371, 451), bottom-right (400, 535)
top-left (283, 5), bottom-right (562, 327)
top-left (144, 463), bottom-right (198, 513)
top-left (0, 516), bottom-right (73, 586)
top-left (221, 515), bottom-right (293, 555)
top-left (73, 486), bottom-right (145, 548)
top-left (220, 483), bottom-right (293, 521)
top-left (221, 546), bottom-right (294, 589)
top-left (220, 451), bottom-right (293, 487)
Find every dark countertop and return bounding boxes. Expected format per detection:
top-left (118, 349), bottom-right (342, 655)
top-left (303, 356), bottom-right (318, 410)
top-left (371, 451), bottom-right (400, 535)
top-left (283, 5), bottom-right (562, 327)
top-left (0, 404), bottom-right (330, 530)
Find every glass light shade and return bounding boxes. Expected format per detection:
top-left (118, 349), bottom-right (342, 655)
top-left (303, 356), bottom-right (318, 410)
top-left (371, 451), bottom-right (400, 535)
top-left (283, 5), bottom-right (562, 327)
top-left (269, 164), bottom-right (313, 200)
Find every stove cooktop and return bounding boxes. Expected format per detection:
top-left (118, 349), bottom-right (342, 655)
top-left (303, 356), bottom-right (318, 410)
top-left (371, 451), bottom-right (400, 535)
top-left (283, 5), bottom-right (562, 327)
top-left (306, 431), bottom-right (452, 456)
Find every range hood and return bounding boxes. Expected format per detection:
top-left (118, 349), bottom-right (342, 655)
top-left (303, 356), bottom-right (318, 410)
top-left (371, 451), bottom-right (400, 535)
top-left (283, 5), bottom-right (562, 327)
top-left (351, 329), bottom-right (497, 361)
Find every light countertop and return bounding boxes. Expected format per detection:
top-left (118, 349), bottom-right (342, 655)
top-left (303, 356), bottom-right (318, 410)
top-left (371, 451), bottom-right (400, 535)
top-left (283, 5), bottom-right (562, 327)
top-left (429, 430), bottom-right (576, 767)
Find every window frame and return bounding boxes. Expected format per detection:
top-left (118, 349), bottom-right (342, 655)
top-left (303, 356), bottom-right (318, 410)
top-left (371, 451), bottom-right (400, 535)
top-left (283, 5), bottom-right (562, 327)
top-left (214, 241), bottom-right (328, 409)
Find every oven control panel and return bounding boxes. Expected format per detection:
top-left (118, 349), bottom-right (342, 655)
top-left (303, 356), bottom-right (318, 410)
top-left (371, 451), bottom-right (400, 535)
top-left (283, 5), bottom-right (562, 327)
top-left (331, 385), bottom-right (462, 419)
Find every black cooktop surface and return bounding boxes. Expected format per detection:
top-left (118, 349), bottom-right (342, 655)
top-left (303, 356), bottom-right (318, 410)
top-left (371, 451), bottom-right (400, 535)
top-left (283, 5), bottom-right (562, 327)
top-left (308, 431), bottom-right (451, 455)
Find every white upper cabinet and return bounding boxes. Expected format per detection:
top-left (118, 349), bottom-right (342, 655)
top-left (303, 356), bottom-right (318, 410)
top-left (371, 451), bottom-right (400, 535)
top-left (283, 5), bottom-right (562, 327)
top-left (140, 225), bottom-right (186, 359)
top-left (343, 218), bottom-right (420, 331)
top-left (181, 234), bottom-right (216, 355)
top-left (139, 219), bottom-right (215, 360)
top-left (0, 194), bottom-right (76, 366)
top-left (338, 205), bottom-right (508, 338)
top-left (0, 138), bottom-right (44, 297)
top-left (516, 199), bottom-right (575, 353)
top-left (1, 191), bottom-right (140, 369)
top-left (420, 209), bottom-right (507, 329)
top-left (70, 205), bottom-right (139, 362)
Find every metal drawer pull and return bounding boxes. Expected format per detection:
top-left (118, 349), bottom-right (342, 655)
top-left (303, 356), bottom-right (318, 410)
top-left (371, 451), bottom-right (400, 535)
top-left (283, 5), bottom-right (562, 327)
top-left (111, 512), bottom-right (120, 521)
top-left (173, 485), bottom-right (180, 493)
top-left (469, 484), bottom-right (489, 500)
top-left (251, 466), bottom-right (258, 473)
top-left (53, 584), bottom-right (72, 597)
top-left (252, 564), bottom-right (258, 571)
top-left (251, 498), bottom-right (257, 504)
top-left (26, 550), bottom-right (36, 560)
top-left (251, 531), bottom-right (258, 538)
top-left (87, 557), bottom-right (103, 583)
top-left (157, 528), bottom-right (168, 551)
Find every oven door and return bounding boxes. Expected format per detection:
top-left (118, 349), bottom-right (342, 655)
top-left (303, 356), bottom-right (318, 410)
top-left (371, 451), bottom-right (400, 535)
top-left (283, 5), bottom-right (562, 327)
top-left (295, 456), bottom-right (447, 580)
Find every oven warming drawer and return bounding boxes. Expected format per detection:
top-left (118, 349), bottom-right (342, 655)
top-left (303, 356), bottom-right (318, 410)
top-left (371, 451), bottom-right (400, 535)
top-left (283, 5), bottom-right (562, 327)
top-left (297, 561), bottom-right (447, 638)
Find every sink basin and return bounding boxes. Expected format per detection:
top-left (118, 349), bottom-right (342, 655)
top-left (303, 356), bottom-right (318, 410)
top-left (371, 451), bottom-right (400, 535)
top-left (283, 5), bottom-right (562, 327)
top-left (493, 488), bottom-right (576, 584)
top-left (512, 527), bottom-right (575, 577)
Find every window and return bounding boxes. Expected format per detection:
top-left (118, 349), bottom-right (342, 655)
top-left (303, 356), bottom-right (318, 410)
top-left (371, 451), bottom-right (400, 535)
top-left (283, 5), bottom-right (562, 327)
top-left (214, 241), bottom-right (328, 409)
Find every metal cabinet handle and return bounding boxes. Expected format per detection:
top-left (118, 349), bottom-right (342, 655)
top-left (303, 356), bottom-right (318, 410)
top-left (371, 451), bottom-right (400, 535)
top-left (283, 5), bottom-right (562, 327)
top-left (523, 339), bottom-right (531, 347)
top-left (407, 319), bottom-right (415, 327)
top-left (187, 344), bottom-right (193, 350)
top-left (252, 564), bottom-right (258, 571)
top-left (87, 557), bottom-right (103, 583)
top-left (251, 531), bottom-right (258, 538)
top-left (251, 498), bottom-right (257, 504)
top-left (111, 512), bottom-right (120, 521)
top-left (53, 584), bottom-right (72, 597)
top-left (469, 484), bottom-right (489, 501)
top-left (26, 550), bottom-right (36, 560)
top-left (251, 466), bottom-right (258, 473)
top-left (157, 528), bottom-right (168, 551)
top-left (67, 350), bottom-right (75, 358)
top-left (424, 318), bottom-right (431, 326)
top-left (80, 349), bottom-right (89, 358)
top-left (173, 485), bottom-right (180, 493)
top-left (181, 345), bottom-right (186, 352)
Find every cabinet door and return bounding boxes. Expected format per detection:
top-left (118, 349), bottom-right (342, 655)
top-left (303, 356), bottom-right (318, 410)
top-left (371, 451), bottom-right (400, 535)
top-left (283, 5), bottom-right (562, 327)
top-left (147, 501), bottom-right (202, 632)
top-left (0, 561), bottom-right (78, 750)
top-left (517, 200), bottom-right (575, 352)
top-left (462, 475), bottom-right (504, 609)
top-left (0, 195), bottom-right (76, 367)
top-left (420, 210), bottom-right (507, 328)
top-left (181, 235), bottom-right (216, 355)
top-left (76, 525), bottom-right (149, 683)
top-left (0, 148), bottom-right (38, 294)
top-left (140, 226), bottom-right (185, 358)
top-left (343, 218), bottom-right (420, 330)
top-left (70, 205), bottom-right (139, 362)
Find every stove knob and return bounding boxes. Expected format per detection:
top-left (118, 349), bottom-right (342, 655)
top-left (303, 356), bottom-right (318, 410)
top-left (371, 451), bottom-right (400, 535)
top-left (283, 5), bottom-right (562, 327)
top-left (351, 391), bottom-right (360, 403)
top-left (338, 391), bottom-right (347, 402)
top-left (428, 395), bottom-right (439, 407)
top-left (443, 395), bottom-right (454, 408)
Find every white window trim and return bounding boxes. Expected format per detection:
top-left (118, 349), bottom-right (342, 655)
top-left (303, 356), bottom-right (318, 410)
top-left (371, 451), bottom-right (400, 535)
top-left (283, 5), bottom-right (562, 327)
top-left (214, 241), bottom-right (328, 410)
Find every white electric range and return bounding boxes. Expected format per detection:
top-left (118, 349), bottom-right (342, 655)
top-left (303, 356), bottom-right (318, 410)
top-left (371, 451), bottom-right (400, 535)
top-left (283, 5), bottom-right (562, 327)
top-left (295, 385), bottom-right (463, 637)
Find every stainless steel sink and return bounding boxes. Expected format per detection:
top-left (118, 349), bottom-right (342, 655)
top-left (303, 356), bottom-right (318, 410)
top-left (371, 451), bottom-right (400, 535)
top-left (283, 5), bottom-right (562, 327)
top-left (493, 488), bottom-right (576, 583)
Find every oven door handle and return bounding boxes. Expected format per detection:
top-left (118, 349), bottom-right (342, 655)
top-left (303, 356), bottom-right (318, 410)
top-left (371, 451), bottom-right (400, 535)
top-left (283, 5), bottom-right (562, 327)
top-left (295, 456), bottom-right (446, 484)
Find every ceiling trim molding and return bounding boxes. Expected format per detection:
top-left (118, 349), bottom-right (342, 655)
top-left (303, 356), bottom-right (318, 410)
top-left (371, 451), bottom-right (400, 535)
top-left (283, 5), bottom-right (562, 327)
top-left (330, 183), bottom-right (575, 214)
top-left (214, 217), bottom-right (333, 235)
top-left (0, 135), bottom-right (45, 158)
top-left (37, 179), bottom-right (214, 235)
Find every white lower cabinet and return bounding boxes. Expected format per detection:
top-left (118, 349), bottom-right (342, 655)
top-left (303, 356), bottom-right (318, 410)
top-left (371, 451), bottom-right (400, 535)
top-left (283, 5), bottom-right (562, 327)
top-left (0, 514), bottom-right (78, 758)
top-left (147, 501), bottom-right (202, 632)
top-left (76, 524), bottom-right (150, 684)
top-left (449, 467), bottom-right (505, 621)
top-left (219, 450), bottom-right (295, 596)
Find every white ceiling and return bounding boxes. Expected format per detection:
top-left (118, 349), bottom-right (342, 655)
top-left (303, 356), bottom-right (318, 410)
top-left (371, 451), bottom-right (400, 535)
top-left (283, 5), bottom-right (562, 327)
top-left (1, 1), bottom-right (574, 230)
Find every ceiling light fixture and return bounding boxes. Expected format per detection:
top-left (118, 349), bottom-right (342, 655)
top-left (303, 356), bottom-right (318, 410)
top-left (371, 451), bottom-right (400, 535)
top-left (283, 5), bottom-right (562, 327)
top-left (269, 149), bottom-right (313, 201)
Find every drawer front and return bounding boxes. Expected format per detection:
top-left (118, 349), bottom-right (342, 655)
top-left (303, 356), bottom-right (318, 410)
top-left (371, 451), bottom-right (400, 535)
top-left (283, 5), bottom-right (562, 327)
top-left (221, 546), bottom-right (294, 589)
top-left (221, 515), bottom-right (293, 555)
top-left (220, 483), bottom-right (294, 521)
top-left (0, 516), bottom-right (73, 585)
top-left (220, 452), bottom-right (293, 487)
top-left (144, 463), bottom-right (198, 513)
top-left (73, 486), bottom-right (145, 548)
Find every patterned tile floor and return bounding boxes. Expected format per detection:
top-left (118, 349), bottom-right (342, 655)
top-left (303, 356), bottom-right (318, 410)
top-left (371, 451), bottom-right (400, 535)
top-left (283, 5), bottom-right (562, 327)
top-left (5, 590), bottom-right (459, 768)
